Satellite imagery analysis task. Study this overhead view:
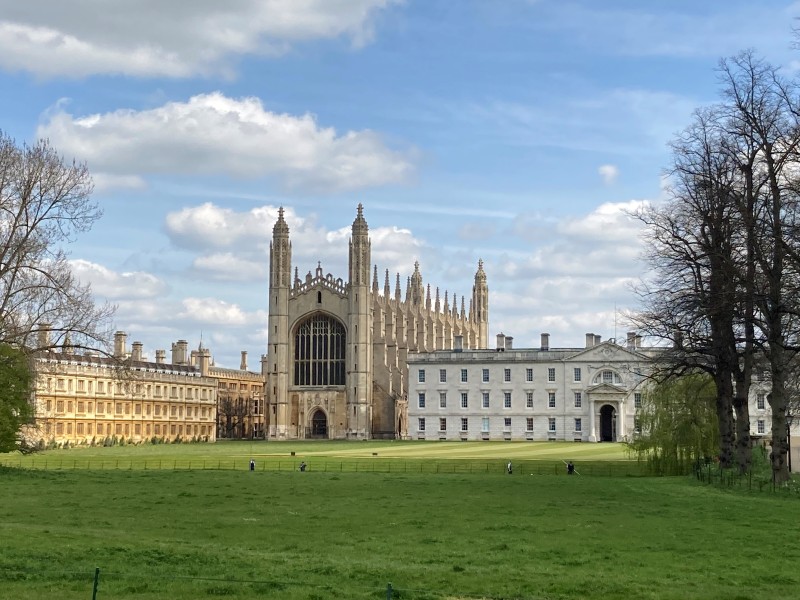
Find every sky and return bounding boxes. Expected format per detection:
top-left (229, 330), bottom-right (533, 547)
top-left (2, 0), bottom-right (800, 369)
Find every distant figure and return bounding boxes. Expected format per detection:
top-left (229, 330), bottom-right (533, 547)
top-left (507, 461), bottom-right (513, 475)
top-left (567, 461), bottom-right (575, 475)
top-left (299, 461), bottom-right (307, 472)
top-left (249, 459), bottom-right (255, 471)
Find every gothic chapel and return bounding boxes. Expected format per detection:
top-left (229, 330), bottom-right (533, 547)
top-left (266, 204), bottom-right (489, 439)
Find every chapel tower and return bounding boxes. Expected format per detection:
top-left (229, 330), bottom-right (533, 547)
top-left (471, 259), bottom-right (489, 348)
top-left (267, 207), bottom-right (291, 438)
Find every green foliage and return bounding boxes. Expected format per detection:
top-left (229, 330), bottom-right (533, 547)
top-left (628, 373), bottom-right (720, 475)
top-left (0, 344), bottom-right (33, 452)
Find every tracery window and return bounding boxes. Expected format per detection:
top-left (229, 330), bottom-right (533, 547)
top-left (294, 314), bottom-right (346, 386)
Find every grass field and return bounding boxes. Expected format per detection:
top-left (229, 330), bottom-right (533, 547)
top-left (2, 442), bottom-right (797, 599)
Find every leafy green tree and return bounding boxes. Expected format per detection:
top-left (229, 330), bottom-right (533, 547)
top-left (0, 344), bottom-right (33, 452)
top-left (628, 374), bottom-right (719, 475)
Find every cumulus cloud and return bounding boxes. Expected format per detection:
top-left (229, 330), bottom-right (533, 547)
top-left (0, 0), bottom-right (402, 78)
top-left (178, 298), bottom-right (263, 326)
top-left (598, 164), bottom-right (619, 185)
top-left (192, 253), bottom-right (268, 282)
top-left (38, 93), bottom-right (415, 193)
top-left (70, 259), bottom-right (168, 299)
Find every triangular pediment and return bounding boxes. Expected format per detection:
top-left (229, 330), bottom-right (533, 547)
top-left (567, 341), bottom-right (644, 363)
top-left (585, 382), bottom-right (628, 394)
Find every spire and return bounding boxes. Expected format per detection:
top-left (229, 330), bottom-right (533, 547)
top-left (395, 272), bottom-right (402, 301)
top-left (384, 269), bottom-right (391, 297)
top-left (443, 290), bottom-right (449, 313)
top-left (352, 202), bottom-right (368, 236)
top-left (294, 266), bottom-right (299, 287)
top-left (273, 206), bottom-right (289, 237)
top-left (349, 204), bottom-right (370, 287)
top-left (426, 283), bottom-right (431, 311)
top-left (435, 287), bottom-right (441, 312)
top-left (405, 276), bottom-right (411, 303)
top-left (460, 296), bottom-right (466, 319)
top-left (410, 260), bottom-right (423, 305)
top-left (372, 265), bottom-right (379, 293)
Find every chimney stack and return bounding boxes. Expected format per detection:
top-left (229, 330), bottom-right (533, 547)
top-left (496, 333), bottom-right (506, 351)
top-left (540, 333), bottom-right (549, 351)
top-left (114, 331), bottom-right (127, 358)
top-left (505, 336), bottom-right (513, 350)
top-left (626, 332), bottom-right (636, 351)
top-left (131, 341), bottom-right (143, 362)
top-left (240, 350), bottom-right (248, 371)
top-left (585, 333), bottom-right (595, 348)
top-left (155, 350), bottom-right (166, 364)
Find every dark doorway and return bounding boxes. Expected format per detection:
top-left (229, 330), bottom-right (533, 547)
top-left (311, 410), bottom-right (327, 437)
top-left (599, 404), bottom-right (616, 442)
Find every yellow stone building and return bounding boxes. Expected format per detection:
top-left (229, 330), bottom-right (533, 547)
top-left (210, 351), bottom-right (267, 439)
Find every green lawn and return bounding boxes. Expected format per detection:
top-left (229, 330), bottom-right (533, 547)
top-left (1, 452), bottom-right (798, 599)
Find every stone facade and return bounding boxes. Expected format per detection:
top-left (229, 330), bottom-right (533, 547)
top-left (266, 204), bottom-right (489, 440)
top-left (212, 351), bottom-right (267, 439)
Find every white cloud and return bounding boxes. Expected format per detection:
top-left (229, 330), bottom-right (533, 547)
top-left (70, 259), bottom-right (168, 299)
top-left (192, 253), bottom-right (268, 282)
top-left (178, 298), bottom-right (263, 326)
top-left (0, 0), bottom-right (402, 78)
top-left (598, 164), bottom-right (619, 185)
top-left (38, 93), bottom-right (415, 193)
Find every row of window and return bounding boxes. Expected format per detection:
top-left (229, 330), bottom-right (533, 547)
top-left (43, 378), bottom-right (214, 400)
top-left (417, 416), bottom-right (582, 433)
top-left (416, 391), bottom-right (643, 409)
top-left (46, 421), bottom-right (212, 438)
top-left (45, 400), bottom-right (212, 419)
top-left (417, 367), bottom-right (627, 385)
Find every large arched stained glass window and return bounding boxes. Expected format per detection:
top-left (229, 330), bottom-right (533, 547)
top-left (294, 314), bottom-right (346, 386)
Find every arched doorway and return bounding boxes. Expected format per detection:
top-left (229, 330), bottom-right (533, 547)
top-left (311, 409), bottom-right (328, 437)
top-left (599, 404), bottom-right (617, 442)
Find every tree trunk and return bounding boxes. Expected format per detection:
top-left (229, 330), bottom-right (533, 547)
top-left (714, 371), bottom-right (735, 468)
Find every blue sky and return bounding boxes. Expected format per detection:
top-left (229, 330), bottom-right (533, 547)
top-left (2, 0), bottom-right (799, 368)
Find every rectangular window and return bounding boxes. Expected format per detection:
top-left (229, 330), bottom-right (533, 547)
top-left (418, 418), bottom-right (426, 431)
top-left (418, 393), bottom-right (426, 409)
top-left (460, 392), bottom-right (468, 409)
top-left (482, 368), bottom-right (489, 382)
top-left (757, 420), bottom-right (765, 434)
top-left (439, 369), bottom-right (447, 383)
top-left (526, 417), bottom-right (534, 432)
top-left (574, 418), bottom-right (582, 432)
top-left (97, 381), bottom-right (105, 393)
top-left (56, 400), bottom-right (64, 412)
top-left (526, 368), bottom-right (533, 382)
top-left (77, 380), bottom-right (85, 392)
top-left (77, 401), bottom-right (85, 413)
top-left (504, 392), bottom-right (512, 409)
top-left (461, 368), bottom-right (468, 383)
top-left (574, 367), bottom-right (581, 382)
top-left (439, 418), bottom-right (447, 432)
top-left (460, 417), bottom-right (468, 432)
top-left (504, 417), bottom-right (511, 430)
top-left (634, 418), bottom-right (642, 435)
top-left (504, 368), bottom-right (511, 382)
top-left (757, 394), bottom-right (765, 410)
top-left (439, 392), bottom-right (447, 408)
top-left (77, 423), bottom-right (84, 435)
top-left (526, 391), bottom-right (533, 408)
top-left (96, 402), bottom-right (103, 414)
top-left (135, 404), bottom-right (141, 415)
top-left (548, 417), bottom-right (556, 432)
top-left (418, 369), bottom-right (425, 383)
top-left (574, 392), bottom-right (582, 408)
top-left (482, 392), bottom-right (490, 409)
top-left (603, 370), bottom-right (613, 383)
top-left (548, 368), bottom-right (556, 382)
top-left (67, 401), bottom-right (73, 413)
top-left (634, 393), bottom-right (642, 409)
top-left (482, 417), bottom-right (490, 433)
top-left (548, 392), bottom-right (556, 408)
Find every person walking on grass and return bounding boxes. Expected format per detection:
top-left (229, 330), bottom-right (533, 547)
top-left (507, 461), bottom-right (513, 475)
top-left (567, 461), bottom-right (575, 475)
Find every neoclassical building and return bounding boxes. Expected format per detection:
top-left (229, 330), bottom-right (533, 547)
top-left (266, 204), bottom-right (489, 439)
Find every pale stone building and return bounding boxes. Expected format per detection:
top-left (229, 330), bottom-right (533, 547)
top-left (30, 332), bottom-right (218, 445)
top-left (266, 204), bottom-right (489, 439)
top-left (212, 351), bottom-right (267, 439)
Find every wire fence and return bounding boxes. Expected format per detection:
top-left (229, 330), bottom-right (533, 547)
top-left (0, 455), bottom-right (647, 476)
top-left (692, 462), bottom-right (800, 495)
top-left (0, 566), bottom-right (545, 600)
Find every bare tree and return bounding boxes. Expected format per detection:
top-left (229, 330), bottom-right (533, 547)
top-left (0, 131), bottom-right (114, 353)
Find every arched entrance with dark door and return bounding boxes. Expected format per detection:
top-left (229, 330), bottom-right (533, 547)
top-left (599, 404), bottom-right (617, 442)
top-left (310, 409), bottom-right (328, 438)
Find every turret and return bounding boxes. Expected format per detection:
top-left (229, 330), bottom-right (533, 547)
top-left (268, 207), bottom-right (292, 438)
top-left (471, 259), bottom-right (489, 348)
top-left (347, 203), bottom-right (372, 438)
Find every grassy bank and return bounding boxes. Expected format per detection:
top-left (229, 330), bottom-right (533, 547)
top-left (1, 466), bottom-right (798, 599)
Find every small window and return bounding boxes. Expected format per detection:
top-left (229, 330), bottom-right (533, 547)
top-left (418, 418), bottom-right (426, 431)
top-left (439, 418), bottom-right (447, 432)
top-left (574, 392), bottom-right (582, 408)
top-left (482, 392), bottom-right (490, 409)
top-left (460, 417), bottom-right (468, 432)
top-left (526, 368), bottom-right (533, 382)
top-left (504, 417), bottom-right (512, 430)
top-left (439, 392), bottom-right (447, 408)
top-left (526, 392), bottom-right (533, 408)
top-left (634, 418), bottom-right (642, 435)
top-left (418, 393), bottom-right (426, 409)
top-left (548, 368), bottom-right (556, 382)
top-left (574, 418), bottom-right (582, 432)
top-left (482, 417), bottom-right (490, 433)
top-left (548, 417), bottom-right (556, 432)
top-left (504, 392), bottom-right (512, 409)
top-left (526, 417), bottom-right (534, 432)
top-left (504, 368), bottom-right (511, 382)
top-left (756, 394), bottom-right (765, 410)
top-left (418, 370), bottom-right (426, 383)
top-left (460, 392), bottom-right (468, 409)
top-left (757, 420), bottom-right (765, 434)
top-left (482, 368), bottom-right (489, 382)
top-left (439, 369), bottom-right (447, 383)
top-left (548, 392), bottom-right (556, 408)
top-left (634, 393), bottom-right (642, 409)
top-left (573, 368), bottom-right (581, 382)
top-left (461, 369), bottom-right (468, 382)
top-left (603, 370), bottom-right (613, 383)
